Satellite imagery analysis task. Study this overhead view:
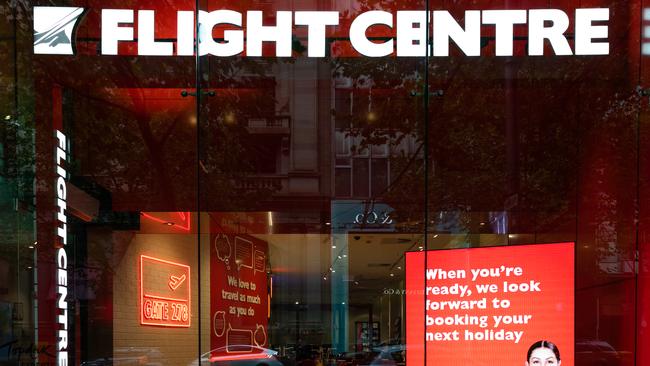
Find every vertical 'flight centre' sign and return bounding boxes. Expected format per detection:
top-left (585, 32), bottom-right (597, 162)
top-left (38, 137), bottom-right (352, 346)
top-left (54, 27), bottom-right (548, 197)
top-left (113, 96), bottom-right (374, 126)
top-left (33, 7), bottom-right (610, 57)
top-left (54, 130), bottom-right (69, 366)
top-left (405, 243), bottom-right (574, 366)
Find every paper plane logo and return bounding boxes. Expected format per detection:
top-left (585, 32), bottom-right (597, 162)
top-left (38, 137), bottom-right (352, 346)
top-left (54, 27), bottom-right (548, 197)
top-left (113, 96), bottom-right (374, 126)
top-left (169, 274), bottom-right (187, 291)
top-left (33, 7), bottom-right (84, 55)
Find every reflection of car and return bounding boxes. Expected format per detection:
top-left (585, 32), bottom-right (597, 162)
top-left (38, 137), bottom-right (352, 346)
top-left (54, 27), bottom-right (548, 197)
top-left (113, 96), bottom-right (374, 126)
top-left (335, 351), bottom-right (374, 366)
top-left (335, 345), bottom-right (405, 366)
top-left (575, 340), bottom-right (621, 366)
top-left (368, 345), bottom-right (405, 366)
top-left (190, 345), bottom-right (284, 366)
top-left (80, 347), bottom-right (164, 365)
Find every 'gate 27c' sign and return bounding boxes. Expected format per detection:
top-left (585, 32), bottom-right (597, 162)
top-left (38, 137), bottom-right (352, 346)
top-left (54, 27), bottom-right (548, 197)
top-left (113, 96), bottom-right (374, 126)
top-left (140, 255), bottom-right (191, 327)
top-left (33, 7), bottom-right (610, 57)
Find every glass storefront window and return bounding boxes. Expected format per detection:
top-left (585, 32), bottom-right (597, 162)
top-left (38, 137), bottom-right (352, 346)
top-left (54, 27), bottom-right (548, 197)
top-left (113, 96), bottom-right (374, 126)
top-left (0, 0), bottom-right (649, 365)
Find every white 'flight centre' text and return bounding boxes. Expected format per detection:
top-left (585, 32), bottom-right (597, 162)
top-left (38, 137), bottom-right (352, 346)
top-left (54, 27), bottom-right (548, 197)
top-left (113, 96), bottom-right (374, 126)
top-left (100, 8), bottom-right (610, 57)
top-left (55, 130), bottom-right (69, 366)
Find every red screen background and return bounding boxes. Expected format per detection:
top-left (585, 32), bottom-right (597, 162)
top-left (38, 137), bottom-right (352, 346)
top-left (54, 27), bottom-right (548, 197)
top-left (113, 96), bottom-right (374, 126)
top-left (406, 242), bottom-right (574, 366)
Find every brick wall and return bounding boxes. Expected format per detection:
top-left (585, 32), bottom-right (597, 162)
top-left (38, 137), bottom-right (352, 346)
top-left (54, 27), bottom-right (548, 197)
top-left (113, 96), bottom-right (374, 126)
top-left (113, 231), bottom-right (211, 365)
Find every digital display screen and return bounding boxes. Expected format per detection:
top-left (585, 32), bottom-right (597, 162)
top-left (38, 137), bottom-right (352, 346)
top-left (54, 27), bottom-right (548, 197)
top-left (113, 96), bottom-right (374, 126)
top-left (406, 242), bottom-right (574, 366)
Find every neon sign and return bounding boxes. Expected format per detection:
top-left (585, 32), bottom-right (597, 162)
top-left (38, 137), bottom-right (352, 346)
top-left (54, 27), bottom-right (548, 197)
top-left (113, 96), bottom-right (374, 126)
top-left (140, 255), bottom-right (191, 327)
top-left (33, 7), bottom-right (610, 57)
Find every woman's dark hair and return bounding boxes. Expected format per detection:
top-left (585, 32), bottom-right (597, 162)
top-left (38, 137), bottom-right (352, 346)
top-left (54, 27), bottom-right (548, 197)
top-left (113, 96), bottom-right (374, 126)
top-left (527, 340), bottom-right (561, 361)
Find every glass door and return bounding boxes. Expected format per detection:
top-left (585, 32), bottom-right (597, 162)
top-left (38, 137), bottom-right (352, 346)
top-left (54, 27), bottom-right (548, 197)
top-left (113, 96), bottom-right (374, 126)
top-left (28, 0), bottom-right (200, 364)
top-left (197, 0), bottom-right (427, 365)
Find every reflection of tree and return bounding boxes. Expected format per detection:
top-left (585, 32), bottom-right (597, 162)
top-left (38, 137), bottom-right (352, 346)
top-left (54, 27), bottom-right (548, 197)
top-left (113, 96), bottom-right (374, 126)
top-left (330, 0), bottom-right (642, 246)
top-left (0, 0), bottom-right (644, 248)
top-left (70, 85), bottom-right (196, 209)
top-left (199, 60), bottom-right (283, 210)
top-left (0, 0), bottom-right (291, 212)
top-left (0, 1), bottom-right (38, 268)
top-left (330, 54), bottom-right (427, 226)
top-left (39, 56), bottom-right (286, 211)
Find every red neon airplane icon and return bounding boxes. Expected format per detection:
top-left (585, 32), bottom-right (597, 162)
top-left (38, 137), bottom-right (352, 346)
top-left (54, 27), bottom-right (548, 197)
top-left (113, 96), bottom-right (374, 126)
top-left (169, 274), bottom-right (187, 291)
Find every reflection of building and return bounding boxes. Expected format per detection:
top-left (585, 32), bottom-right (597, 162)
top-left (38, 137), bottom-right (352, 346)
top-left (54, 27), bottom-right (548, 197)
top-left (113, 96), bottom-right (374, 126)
top-left (229, 61), bottom-right (329, 208)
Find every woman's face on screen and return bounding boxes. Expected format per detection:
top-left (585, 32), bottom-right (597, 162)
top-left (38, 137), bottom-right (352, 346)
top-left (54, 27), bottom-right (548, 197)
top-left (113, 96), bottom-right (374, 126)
top-left (526, 347), bottom-right (560, 366)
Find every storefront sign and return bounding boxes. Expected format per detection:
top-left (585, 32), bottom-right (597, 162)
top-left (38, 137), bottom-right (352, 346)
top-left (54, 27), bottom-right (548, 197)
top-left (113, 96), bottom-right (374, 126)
top-left (405, 242), bottom-right (574, 366)
top-left (140, 255), bottom-right (191, 327)
top-left (353, 211), bottom-right (393, 225)
top-left (33, 7), bottom-right (610, 57)
top-left (210, 229), bottom-right (269, 353)
top-left (54, 130), bottom-right (69, 366)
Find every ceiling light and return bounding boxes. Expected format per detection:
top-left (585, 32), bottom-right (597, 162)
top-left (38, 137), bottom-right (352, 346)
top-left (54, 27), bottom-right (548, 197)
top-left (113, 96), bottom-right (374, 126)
top-left (224, 112), bottom-right (236, 124)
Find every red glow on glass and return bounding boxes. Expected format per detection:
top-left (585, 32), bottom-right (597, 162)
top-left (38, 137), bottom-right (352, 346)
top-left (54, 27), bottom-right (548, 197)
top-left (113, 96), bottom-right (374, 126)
top-left (141, 212), bottom-right (191, 231)
top-left (209, 354), bottom-right (271, 362)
